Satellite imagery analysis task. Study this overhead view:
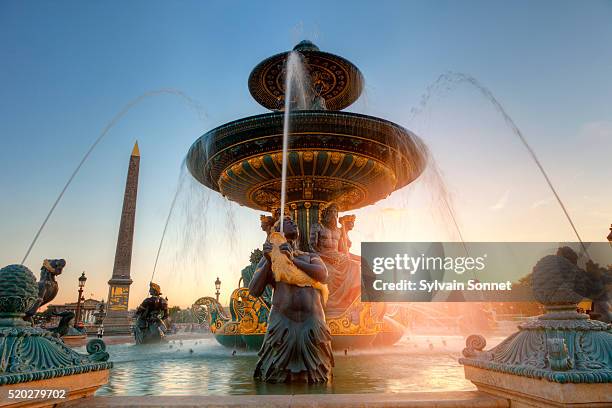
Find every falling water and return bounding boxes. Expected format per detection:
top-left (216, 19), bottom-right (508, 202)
top-left (145, 155), bottom-right (256, 306)
top-left (376, 125), bottom-right (467, 248)
top-left (151, 159), bottom-right (187, 283)
top-left (279, 54), bottom-right (295, 232)
top-left (280, 51), bottom-right (311, 233)
top-left (425, 159), bottom-right (468, 253)
top-left (21, 89), bottom-right (206, 264)
top-left (408, 71), bottom-right (588, 256)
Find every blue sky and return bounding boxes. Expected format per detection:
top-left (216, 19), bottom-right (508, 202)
top-left (1, 1), bottom-right (611, 307)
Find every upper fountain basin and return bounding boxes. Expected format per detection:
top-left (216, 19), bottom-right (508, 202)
top-left (248, 41), bottom-right (364, 111)
top-left (186, 110), bottom-right (428, 212)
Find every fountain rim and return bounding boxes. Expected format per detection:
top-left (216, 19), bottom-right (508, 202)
top-left (186, 110), bottom-right (428, 211)
top-left (192, 110), bottom-right (419, 142)
top-left (188, 110), bottom-right (425, 178)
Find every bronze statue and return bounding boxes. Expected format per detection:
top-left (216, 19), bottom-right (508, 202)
top-left (338, 214), bottom-right (356, 254)
top-left (260, 214), bottom-right (276, 237)
top-left (133, 282), bottom-right (169, 344)
top-left (583, 259), bottom-right (612, 323)
top-left (49, 310), bottom-right (75, 337)
top-left (309, 203), bottom-right (361, 313)
top-left (249, 217), bottom-right (334, 383)
top-left (556, 246), bottom-right (612, 323)
top-left (25, 259), bottom-right (66, 322)
top-left (94, 300), bottom-right (106, 325)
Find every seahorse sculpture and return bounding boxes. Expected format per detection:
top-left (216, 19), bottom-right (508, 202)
top-left (268, 231), bottom-right (329, 305)
top-left (232, 287), bottom-right (270, 334)
top-left (192, 296), bottom-right (230, 333)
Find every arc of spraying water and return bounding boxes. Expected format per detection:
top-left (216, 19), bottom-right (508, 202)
top-left (21, 89), bottom-right (206, 264)
top-left (150, 163), bottom-right (185, 284)
top-left (410, 72), bottom-right (589, 258)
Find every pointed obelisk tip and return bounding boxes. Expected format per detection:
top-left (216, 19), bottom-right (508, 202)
top-left (131, 141), bottom-right (140, 157)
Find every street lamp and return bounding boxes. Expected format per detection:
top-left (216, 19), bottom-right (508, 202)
top-left (215, 277), bottom-right (221, 302)
top-left (74, 271), bottom-right (87, 329)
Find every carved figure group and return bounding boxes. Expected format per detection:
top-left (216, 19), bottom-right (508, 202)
top-left (309, 203), bottom-right (362, 313)
top-left (249, 217), bottom-right (334, 383)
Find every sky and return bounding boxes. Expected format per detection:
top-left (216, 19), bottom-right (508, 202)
top-left (1, 1), bottom-right (611, 308)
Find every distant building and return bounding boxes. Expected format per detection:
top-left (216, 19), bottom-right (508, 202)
top-left (45, 298), bottom-right (105, 328)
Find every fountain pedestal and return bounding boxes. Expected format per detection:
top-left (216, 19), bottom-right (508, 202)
top-left (463, 365), bottom-right (610, 407)
top-left (1, 370), bottom-right (110, 408)
top-left (460, 251), bottom-right (612, 407)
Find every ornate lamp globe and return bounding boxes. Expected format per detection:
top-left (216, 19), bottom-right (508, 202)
top-left (79, 271), bottom-right (87, 288)
top-left (215, 277), bottom-right (221, 292)
top-left (0, 264), bottom-right (39, 327)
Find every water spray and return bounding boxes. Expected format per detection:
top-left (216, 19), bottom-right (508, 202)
top-left (21, 89), bottom-right (205, 265)
top-left (279, 52), bottom-right (299, 235)
top-left (410, 72), bottom-right (590, 258)
top-left (150, 160), bottom-right (186, 284)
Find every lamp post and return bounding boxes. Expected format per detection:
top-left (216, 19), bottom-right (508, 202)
top-left (74, 271), bottom-right (87, 328)
top-left (215, 277), bottom-right (221, 302)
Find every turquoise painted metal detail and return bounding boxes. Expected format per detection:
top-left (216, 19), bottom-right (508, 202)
top-left (460, 252), bottom-right (612, 383)
top-left (240, 250), bottom-right (271, 306)
top-left (0, 264), bottom-right (112, 386)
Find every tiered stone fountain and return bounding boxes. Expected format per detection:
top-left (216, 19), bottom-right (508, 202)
top-left (187, 40), bottom-right (427, 350)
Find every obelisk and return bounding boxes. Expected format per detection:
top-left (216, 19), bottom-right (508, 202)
top-left (104, 142), bottom-right (140, 335)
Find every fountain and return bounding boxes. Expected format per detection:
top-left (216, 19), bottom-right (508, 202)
top-left (0, 264), bottom-right (112, 405)
top-left (186, 40), bottom-right (427, 350)
top-left (460, 246), bottom-right (612, 406)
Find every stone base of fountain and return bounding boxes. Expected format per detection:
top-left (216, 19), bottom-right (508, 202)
top-left (464, 366), bottom-right (611, 407)
top-left (58, 391), bottom-right (510, 408)
top-left (0, 370), bottom-right (110, 408)
top-left (460, 251), bottom-right (612, 407)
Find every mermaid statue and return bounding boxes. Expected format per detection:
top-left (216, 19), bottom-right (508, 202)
top-left (249, 216), bottom-right (334, 383)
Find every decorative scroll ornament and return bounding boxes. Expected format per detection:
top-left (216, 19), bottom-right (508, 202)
top-left (192, 296), bottom-right (230, 333)
top-left (326, 297), bottom-right (382, 336)
top-left (232, 288), bottom-right (269, 335)
top-left (192, 288), bottom-right (270, 337)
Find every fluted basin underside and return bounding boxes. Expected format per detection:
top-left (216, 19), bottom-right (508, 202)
top-left (187, 111), bottom-right (427, 212)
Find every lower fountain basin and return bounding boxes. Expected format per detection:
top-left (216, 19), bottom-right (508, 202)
top-left (92, 335), bottom-right (477, 396)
